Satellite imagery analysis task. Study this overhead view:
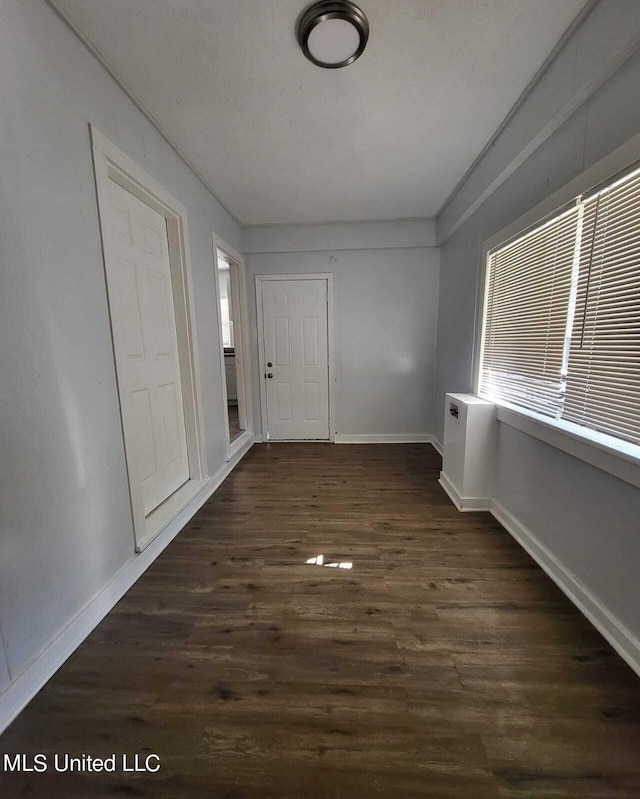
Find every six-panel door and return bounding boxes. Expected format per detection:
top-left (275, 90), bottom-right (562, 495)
top-left (106, 179), bottom-right (190, 514)
top-left (261, 278), bottom-right (330, 440)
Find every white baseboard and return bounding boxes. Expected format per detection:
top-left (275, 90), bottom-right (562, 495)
top-left (0, 435), bottom-right (257, 735)
top-left (256, 433), bottom-right (439, 448)
top-left (491, 501), bottom-right (640, 679)
top-left (438, 471), bottom-right (492, 511)
top-left (335, 433), bottom-right (434, 444)
top-left (431, 437), bottom-right (444, 456)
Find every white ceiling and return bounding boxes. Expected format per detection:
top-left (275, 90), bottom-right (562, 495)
top-left (52, 0), bottom-right (588, 225)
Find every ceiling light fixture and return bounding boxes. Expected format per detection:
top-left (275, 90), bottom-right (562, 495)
top-left (297, 1), bottom-right (369, 69)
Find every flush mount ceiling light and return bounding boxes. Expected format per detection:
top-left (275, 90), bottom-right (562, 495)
top-left (297, 1), bottom-right (369, 69)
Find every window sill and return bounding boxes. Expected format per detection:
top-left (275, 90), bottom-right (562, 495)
top-left (494, 402), bottom-right (640, 490)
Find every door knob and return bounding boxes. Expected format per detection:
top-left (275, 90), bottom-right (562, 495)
top-left (267, 362), bottom-right (273, 367)
top-left (266, 373), bottom-right (273, 379)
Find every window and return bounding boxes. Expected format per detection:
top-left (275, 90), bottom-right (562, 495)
top-left (218, 266), bottom-right (234, 348)
top-left (479, 163), bottom-right (640, 449)
top-left (220, 296), bottom-right (233, 348)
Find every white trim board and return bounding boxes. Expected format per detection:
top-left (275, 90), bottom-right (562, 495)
top-left (0, 435), bottom-right (256, 735)
top-left (491, 501), bottom-right (640, 679)
top-left (335, 434), bottom-right (435, 445)
top-left (255, 434), bottom-right (440, 449)
top-left (437, 471), bottom-right (492, 512)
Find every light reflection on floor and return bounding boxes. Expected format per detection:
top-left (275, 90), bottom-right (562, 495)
top-left (305, 554), bottom-right (353, 569)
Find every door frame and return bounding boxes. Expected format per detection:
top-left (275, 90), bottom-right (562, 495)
top-left (255, 273), bottom-right (335, 442)
top-left (212, 234), bottom-right (254, 460)
top-left (91, 126), bottom-right (208, 552)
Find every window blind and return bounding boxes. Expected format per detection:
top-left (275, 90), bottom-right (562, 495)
top-left (479, 207), bottom-right (580, 416)
top-left (563, 169), bottom-right (640, 445)
top-left (479, 162), bottom-right (640, 449)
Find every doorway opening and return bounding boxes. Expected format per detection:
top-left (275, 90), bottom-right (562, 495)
top-left (214, 237), bottom-right (252, 457)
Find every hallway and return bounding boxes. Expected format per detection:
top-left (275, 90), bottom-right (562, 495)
top-left (2, 444), bottom-right (640, 798)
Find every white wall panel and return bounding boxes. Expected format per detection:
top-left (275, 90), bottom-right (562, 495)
top-left (247, 245), bottom-right (440, 437)
top-left (0, 0), bottom-right (239, 685)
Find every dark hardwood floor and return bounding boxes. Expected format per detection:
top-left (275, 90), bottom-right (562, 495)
top-left (2, 443), bottom-right (640, 798)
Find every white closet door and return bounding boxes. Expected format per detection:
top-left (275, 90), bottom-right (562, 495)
top-left (261, 278), bottom-right (329, 440)
top-left (105, 179), bottom-right (189, 515)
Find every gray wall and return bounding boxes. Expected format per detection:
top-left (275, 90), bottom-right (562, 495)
top-left (435, 4), bottom-right (640, 648)
top-left (244, 222), bottom-right (439, 438)
top-left (0, 0), bottom-right (239, 688)
top-left (4, 0), bottom-right (640, 710)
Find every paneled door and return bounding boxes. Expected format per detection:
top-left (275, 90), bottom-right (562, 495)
top-left (105, 179), bottom-right (190, 515)
top-left (259, 277), bottom-right (330, 440)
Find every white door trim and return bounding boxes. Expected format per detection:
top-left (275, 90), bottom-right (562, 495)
top-left (255, 273), bottom-right (335, 442)
top-left (212, 234), bottom-right (254, 460)
top-left (91, 125), bottom-right (208, 551)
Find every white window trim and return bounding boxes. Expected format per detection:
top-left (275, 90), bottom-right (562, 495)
top-left (473, 129), bottom-right (640, 491)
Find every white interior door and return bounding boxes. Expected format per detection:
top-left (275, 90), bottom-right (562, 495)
top-left (260, 278), bottom-right (330, 440)
top-left (105, 178), bottom-right (190, 515)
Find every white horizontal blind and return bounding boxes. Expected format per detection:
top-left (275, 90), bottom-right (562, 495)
top-left (479, 208), bottom-right (580, 416)
top-left (563, 168), bottom-right (640, 445)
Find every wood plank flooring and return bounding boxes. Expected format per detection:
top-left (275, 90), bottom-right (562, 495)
top-left (2, 443), bottom-right (640, 798)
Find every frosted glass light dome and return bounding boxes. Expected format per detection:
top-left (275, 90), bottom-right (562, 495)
top-left (297, 1), bottom-right (369, 69)
top-left (307, 18), bottom-right (361, 66)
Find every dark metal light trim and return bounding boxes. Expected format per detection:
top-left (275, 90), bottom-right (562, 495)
top-left (297, 1), bottom-right (369, 69)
